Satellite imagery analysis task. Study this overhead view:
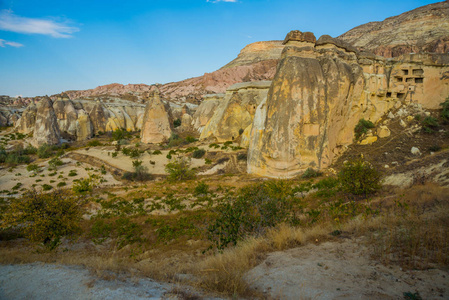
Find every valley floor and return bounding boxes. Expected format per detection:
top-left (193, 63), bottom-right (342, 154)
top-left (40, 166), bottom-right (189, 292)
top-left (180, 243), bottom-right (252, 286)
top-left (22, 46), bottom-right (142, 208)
top-left (1, 237), bottom-right (448, 300)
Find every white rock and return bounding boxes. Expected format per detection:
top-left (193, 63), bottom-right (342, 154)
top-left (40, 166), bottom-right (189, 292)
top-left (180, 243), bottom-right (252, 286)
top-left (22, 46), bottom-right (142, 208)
top-left (411, 147), bottom-right (421, 156)
top-left (399, 119), bottom-right (407, 128)
top-left (388, 112), bottom-right (395, 119)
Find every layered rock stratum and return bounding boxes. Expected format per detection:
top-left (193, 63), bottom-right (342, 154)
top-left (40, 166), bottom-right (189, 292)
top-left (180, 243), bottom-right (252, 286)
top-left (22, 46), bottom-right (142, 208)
top-left (338, 1), bottom-right (449, 57)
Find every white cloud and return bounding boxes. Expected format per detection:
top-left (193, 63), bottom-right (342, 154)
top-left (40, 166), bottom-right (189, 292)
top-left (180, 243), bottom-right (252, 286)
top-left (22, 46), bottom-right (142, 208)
top-left (0, 38), bottom-right (23, 47)
top-left (0, 10), bottom-right (79, 38)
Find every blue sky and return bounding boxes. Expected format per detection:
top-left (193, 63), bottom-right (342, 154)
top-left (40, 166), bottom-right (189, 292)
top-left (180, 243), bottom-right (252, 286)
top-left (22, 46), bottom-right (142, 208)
top-left (0, 0), bottom-right (439, 97)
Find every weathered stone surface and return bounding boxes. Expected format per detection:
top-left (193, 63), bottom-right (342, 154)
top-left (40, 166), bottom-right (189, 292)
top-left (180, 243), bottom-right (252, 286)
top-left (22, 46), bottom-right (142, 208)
top-left (53, 99), bottom-right (78, 137)
top-left (359, 136), bottom-right (378, 145)
top-left (248, 30), bottom-right (366, 178)
top-left (32, 97), bottom-right (61, 146)
top-left (377, 125), bottom-right (391, 138)
top-left (192, 94), bottom-right (223, 133)
top-left (75, 110), bottom-right (93, 141)
top-left (15, 102), bottom-right (37, 134)
top-left (140, 90), bottom-right (172, 144)
top-left (339, 1), bottom-right (449, 58)
top-left (200, 81), bottom-right (271, 142)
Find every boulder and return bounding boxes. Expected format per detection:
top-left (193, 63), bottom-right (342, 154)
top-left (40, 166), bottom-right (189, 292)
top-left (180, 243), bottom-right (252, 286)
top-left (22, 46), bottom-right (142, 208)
top-left (140, 89), bottom-right (172, 143)
top-left (377, 125), bottom-right (391, 138)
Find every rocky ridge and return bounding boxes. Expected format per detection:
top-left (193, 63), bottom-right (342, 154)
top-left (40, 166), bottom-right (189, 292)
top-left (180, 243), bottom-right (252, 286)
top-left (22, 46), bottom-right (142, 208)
top-left (338, 1), bottom-right (449, 57)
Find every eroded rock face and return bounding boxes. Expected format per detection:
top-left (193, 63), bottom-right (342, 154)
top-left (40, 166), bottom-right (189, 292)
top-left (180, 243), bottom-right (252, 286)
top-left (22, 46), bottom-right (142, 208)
top-left (32, 97), bottom-right (61, 146)
top-left (15, 103), bottom-right (37, 134)
top-left (248, 33), bottom-right (365, 177)
top-left (247, 30), bottom-right (449, 178)
top-left (200, 81), bottom-right (271, 142)
top-left (140, 90), bottom-right (172, 144)
top-left (338, 1), bottom-right (449, 58)
top-left (192, 94), bottom-right (223, 133)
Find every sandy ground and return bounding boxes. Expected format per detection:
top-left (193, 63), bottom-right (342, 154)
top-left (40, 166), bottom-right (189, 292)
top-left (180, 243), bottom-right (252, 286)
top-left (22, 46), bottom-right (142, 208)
top-left (0, 157), bottom-right (120, 196)
top-left (74, 147), bottom-right (207, 175)
top-left (245, 238), bottom-right (449, 299)
top-left (0, 263), bottom-right (171, 299)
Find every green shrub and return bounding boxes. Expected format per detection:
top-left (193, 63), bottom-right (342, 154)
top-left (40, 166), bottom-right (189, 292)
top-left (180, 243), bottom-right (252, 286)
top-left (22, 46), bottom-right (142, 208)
top-left (173, 118), bottom-right (181, 128)
top-left (165, 157), bottom-right (196, 182)
top-left (441, 98), bottom-right (449, 121)
top-left (421, 116), bottom-right (439, 133)
top-left (354, 119), bottom-right (375, 141)
top-left (194, 181), bottom-right (209, 196)
top-left (192, 148), bottom-right (206, 158)
top-left (185, 136), bottom-right (197, 143)
top-left (1, 189), bottom-right (85, 249)
top-left (42, 184), bottom-right (53, 191)
top-left (205, 158), bottom-right (212, 164)
top-left (87, 140), bottom-right (102, 147)
top-left (338, 157), bottom-right (381, 196)
top-left (23, 145), bottom-right (37, 155)
top-left (48, 157), bottom-right (63, 170)
top-left (207, 181), bottom-right (293, 250)
top-left (167, 133), bottom-right (183, 148)
top-left (237, 153), bottom-right (247, 161)
top-left (301, 167), bottom-right (322, 179)
top-left (112, 152), bottom-right (118, 158)
top-left (238, 128), bottom-right (244, 135)
top-left (68, 170), bottom-right (78, 177)
top-left (57, 182), bottom-right (67, 188)
top-left (152, 150), bottom-right (162, 155)
top-left (112, 128), bottom-right (129, 141)
top-left (37, 144), bottom-right (53, 158)
top-left (122, 160), bottom-right (152, 181)
top-left (27, 163), bottom-right (40, 174)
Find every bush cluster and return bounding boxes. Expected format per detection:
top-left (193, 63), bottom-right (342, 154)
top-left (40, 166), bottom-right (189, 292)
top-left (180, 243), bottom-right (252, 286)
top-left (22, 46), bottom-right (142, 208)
top-left (165, 157), bottom-right (196, 182)
top-left (354, 119), bottom-right (375, 141)
top-left (1, 189), bottom-right (85, 249)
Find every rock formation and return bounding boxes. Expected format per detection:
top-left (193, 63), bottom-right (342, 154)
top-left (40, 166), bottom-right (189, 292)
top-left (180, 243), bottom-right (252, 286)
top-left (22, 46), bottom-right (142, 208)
top-left (200, 81), bottom-right (271, 142)
top-left (338, 1), bottom-right (449, 57)
top-left (192, 94), bottom-right (224, 133)
top-left (247, 30), bottom-right (449, 178)
top-left (140, 89), bottom-right (173, 144)
top-left (32, 97), bottom-right (61, 146)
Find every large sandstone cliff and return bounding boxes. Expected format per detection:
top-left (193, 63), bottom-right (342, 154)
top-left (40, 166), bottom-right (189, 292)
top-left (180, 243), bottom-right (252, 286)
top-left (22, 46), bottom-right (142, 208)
top-left (247, 30), bottom-right (449, 178)
top-left (140, 90), bottom-right (173, 144)
top-left (339, 1), bottom-right (449, 57)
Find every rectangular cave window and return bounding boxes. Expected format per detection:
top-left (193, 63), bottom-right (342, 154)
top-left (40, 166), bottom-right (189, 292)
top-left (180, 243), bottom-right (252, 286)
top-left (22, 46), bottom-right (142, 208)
top-left (397, 92), bottom-right (406, 99)
top-left (386, 92), bottom-right (392, 97)
top-left (394, 76), bottom-right (403, 82)
top-left (415, 78), bottom-right (424, 84)
top-left (413, 69), bottom-right (424, 76)
top-left (406, 78), bottom-right (414, 83)
top-left (402, 69), bottom-right (409, 75)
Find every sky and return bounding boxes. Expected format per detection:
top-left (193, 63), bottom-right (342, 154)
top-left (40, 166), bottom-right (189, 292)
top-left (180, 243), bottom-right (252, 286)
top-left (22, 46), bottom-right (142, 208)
top-left (0, 0), bottom-right (440, 97)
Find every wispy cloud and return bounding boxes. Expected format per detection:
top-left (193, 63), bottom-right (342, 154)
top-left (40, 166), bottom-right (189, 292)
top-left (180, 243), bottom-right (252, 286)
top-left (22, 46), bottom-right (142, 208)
top-left (0, 10), bottom-right (79, 38)
top-left (0, 38), bottom-right (23, 47)
top-left (207, 0), bottom-right (238, 3)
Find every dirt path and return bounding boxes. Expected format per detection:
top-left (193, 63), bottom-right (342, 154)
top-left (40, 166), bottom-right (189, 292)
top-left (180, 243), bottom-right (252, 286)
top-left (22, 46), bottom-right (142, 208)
top-left (0, 263), bottom-right (215, 300)
top-left (245, 239), bottom-right (449, 299)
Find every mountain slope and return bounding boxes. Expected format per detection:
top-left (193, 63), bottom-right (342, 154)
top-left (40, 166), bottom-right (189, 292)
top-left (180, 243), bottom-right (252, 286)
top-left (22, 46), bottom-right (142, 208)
top-left (338, 1), bottom-right (449, 57)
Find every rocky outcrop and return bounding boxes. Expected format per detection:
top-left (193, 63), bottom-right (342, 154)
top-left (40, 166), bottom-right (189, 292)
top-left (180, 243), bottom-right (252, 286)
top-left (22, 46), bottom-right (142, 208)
top-left (338, 1), bottom-right (449, 58)
top-left (192, 94), bottom-right (223, 133)
top-left (32, 97), bottom-right (61, 146)
top-left (247, 30), bottom-right (449, 178)
top-left (200, 81), bottom-right (271, 142)
top-left (15, 96), bottom-right (146, 141)
top-left (140, 90), bottom-right (172, 144)
top-left (15, 103), bottom-right (37, 134)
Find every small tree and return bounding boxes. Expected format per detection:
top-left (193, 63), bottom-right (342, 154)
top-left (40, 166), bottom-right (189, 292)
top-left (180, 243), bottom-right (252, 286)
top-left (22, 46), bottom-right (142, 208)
top-left (338, 157), bottom-right (381, 196)
top-left (354, 119), bottom-right (375, 141)
top-left (1, 189), bottom-right (85, 249)
top-left (165, 157), bottom-right (196, 181)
